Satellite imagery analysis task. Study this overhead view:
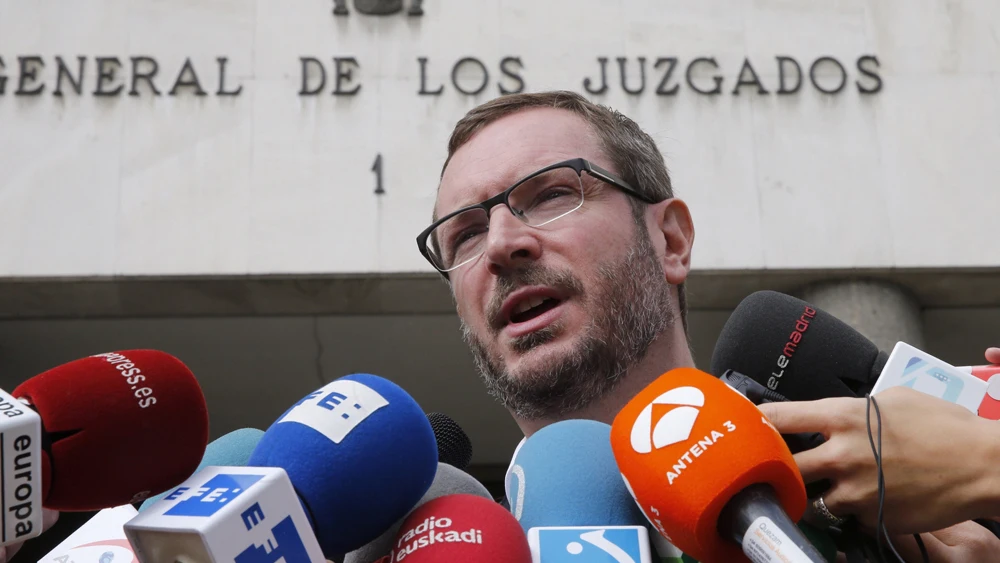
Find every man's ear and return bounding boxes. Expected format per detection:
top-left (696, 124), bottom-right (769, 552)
top-left (652, 198), bottom-right (694, 285)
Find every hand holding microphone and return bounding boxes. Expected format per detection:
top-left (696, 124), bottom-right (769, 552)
top-left (759, 386), bottom-right (1000, 535)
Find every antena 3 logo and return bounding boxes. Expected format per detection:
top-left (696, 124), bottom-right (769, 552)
top-left (278, 380), bottom-right (389, 444)
top-left (630, 386), bottom-right (704, 453)
top-left (629, 386), bottom-right (737, 485)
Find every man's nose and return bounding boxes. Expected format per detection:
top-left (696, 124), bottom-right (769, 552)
top-left (482, 209), bottom-right (541, 276)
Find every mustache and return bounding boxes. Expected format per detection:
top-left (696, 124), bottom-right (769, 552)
top-left (486, 265), bottom-right (585, 332)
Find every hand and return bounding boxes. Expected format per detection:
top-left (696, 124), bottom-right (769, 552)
top-left (759, 387), bottom-right (999, 535)
top-left (893, 521), bottom-right (1000, 562)
top-left (0, 509), bottom-right (59, 562)
top-left (986, 347), bottom-right (1000, 365)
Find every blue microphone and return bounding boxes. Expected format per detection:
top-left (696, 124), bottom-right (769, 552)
top-left (247, 373), bottom-right (438, 557)
top-left (506, 420), bottom-right (648, 529)
top-left (507, 420), bottom-right (682, 563)
top-left (137, 427), bottom-right (265, 513)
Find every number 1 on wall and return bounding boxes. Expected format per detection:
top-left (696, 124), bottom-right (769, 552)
top-left (372, 153), bottom-right (385, 195)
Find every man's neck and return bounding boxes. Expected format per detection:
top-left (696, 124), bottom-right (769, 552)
top-left (513, 327), bottom-right (696, 437)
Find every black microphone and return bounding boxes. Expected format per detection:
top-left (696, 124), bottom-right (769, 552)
top-left (710, 290), bottom-right (886, 401)
top-left (427, 412), bottom-right (473, 471)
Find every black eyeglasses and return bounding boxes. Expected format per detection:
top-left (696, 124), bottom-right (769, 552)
top-left (417, 158), bottom-right (653, 274)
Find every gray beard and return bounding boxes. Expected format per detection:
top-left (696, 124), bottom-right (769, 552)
top-left (459, 226), bottom-right (674, 420)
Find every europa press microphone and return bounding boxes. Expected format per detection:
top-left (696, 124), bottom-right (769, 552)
top-left (126, 373), bottom-right (439, 562)
top-left (506, 419), bottom-right (659, 563)
top-left (0, 350), bottom-right (209, 546)
top-left (611, 368), bottom-right (826, 563)
top-left (710, 290), bottom-right (1000, 420)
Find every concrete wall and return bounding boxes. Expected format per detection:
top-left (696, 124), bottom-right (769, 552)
top-left (2, 0), bottom-right (999, 278)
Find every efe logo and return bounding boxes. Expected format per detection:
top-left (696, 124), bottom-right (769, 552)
top-left (630, 387), bottom-right (704, 453)
top-left (163, 474), bottom-right (265, 517)
top-left (278, 379), bottom-right (389, 444)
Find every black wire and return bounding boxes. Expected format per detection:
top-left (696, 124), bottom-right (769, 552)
top-left (914, 534), bottom-right (929, 561)
top-left (865, 394), bottom-right (888, 562)
top-left (864, 394), bottom-right (929, 563)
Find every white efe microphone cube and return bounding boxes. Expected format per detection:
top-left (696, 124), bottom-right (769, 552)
top-left (124, 465), bottom-right (325, 563)
top-left (527, 525), bottom-right (653, 563)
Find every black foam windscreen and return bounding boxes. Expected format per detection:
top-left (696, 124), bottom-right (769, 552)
top-left (427, 412), bottom-right (473, 471)
top-left (710, 290), bottom-right (887, 401)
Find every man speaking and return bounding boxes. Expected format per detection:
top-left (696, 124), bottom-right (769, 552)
top-left (416, 90), bottom-right (999, 561)
top-left (416, 90), bottom-right (696, 438)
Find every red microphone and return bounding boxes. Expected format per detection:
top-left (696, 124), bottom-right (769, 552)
top-left (11, 350), bottom-right (209, 511)
top-left (388, 494), bottom-right (531, 563)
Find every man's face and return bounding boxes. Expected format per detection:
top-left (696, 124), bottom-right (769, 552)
top-left (436, 108), bottom-right (674, 419)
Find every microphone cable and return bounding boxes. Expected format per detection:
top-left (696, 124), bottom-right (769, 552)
top-left (864, 393), bottom-right (929, 563)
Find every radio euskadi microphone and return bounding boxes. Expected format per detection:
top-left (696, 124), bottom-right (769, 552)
top-left (248, 373), bottom-right (438, 558)
top-left (710, 290), bottom-right (1000, 420)
top-left (0, 350), bottom-right (209, 546)
top-left (611, 368), bottom-right (825, 563)
top-left (387, 494), bottom-right (530, 562)
top-left (138, 427), bottom-right (265, 513)
top-left (344, 462), bottom-right (493, 563)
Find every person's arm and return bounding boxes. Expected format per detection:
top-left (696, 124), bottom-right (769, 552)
top-left (759, 385), bottom-right (1000, 535)
top-left (893, 520), bottom-right (1000, 562)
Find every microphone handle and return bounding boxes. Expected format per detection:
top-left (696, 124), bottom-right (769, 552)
top-left (718, 483), bottom-right (826, 563)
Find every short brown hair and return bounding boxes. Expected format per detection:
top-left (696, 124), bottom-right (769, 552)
top-left (441, 90), bottom-right (688, 330)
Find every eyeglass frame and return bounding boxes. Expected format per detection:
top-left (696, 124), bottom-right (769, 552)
top-left (416, 157), bottom-right (656, 276)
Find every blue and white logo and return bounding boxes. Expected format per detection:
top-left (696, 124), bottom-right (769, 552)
top-left (163, 474), bottom-right (265, 517)
top-left (902, 357), bottom-right (965, 403)
top-left (278, 379), bottom-right (389, 444)
top-left (235, 515), bottom-right (311, 563)
top-left (536, 528), bottom-right (645, 563)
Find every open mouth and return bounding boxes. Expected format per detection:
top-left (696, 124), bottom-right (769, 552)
top-left (509, 296), bottom-right (562, 324)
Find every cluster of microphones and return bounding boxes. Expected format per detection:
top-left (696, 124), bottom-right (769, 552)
top-left (3, 290), bottom-right (998, 562)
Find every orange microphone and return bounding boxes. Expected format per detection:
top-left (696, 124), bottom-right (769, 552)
top-left (611, 367), bottom-right (823, 563)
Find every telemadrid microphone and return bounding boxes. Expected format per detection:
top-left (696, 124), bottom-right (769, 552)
top-left (0, 350), bottom-right (208, 545)
top-left (387, 494), bottom-right (531, 562)
top-left (138, 427), bottom-right (265, 513)
top-left (343, 462), bottom-right (493, 563)
top-left (710, 290), bottom-right (883, 400)
top-left (611, 367), bottom-right (823, 563)
top-left (711, 290), bottom-right (999, 419)
top-left (248, 373), bottom-right (438, 557)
